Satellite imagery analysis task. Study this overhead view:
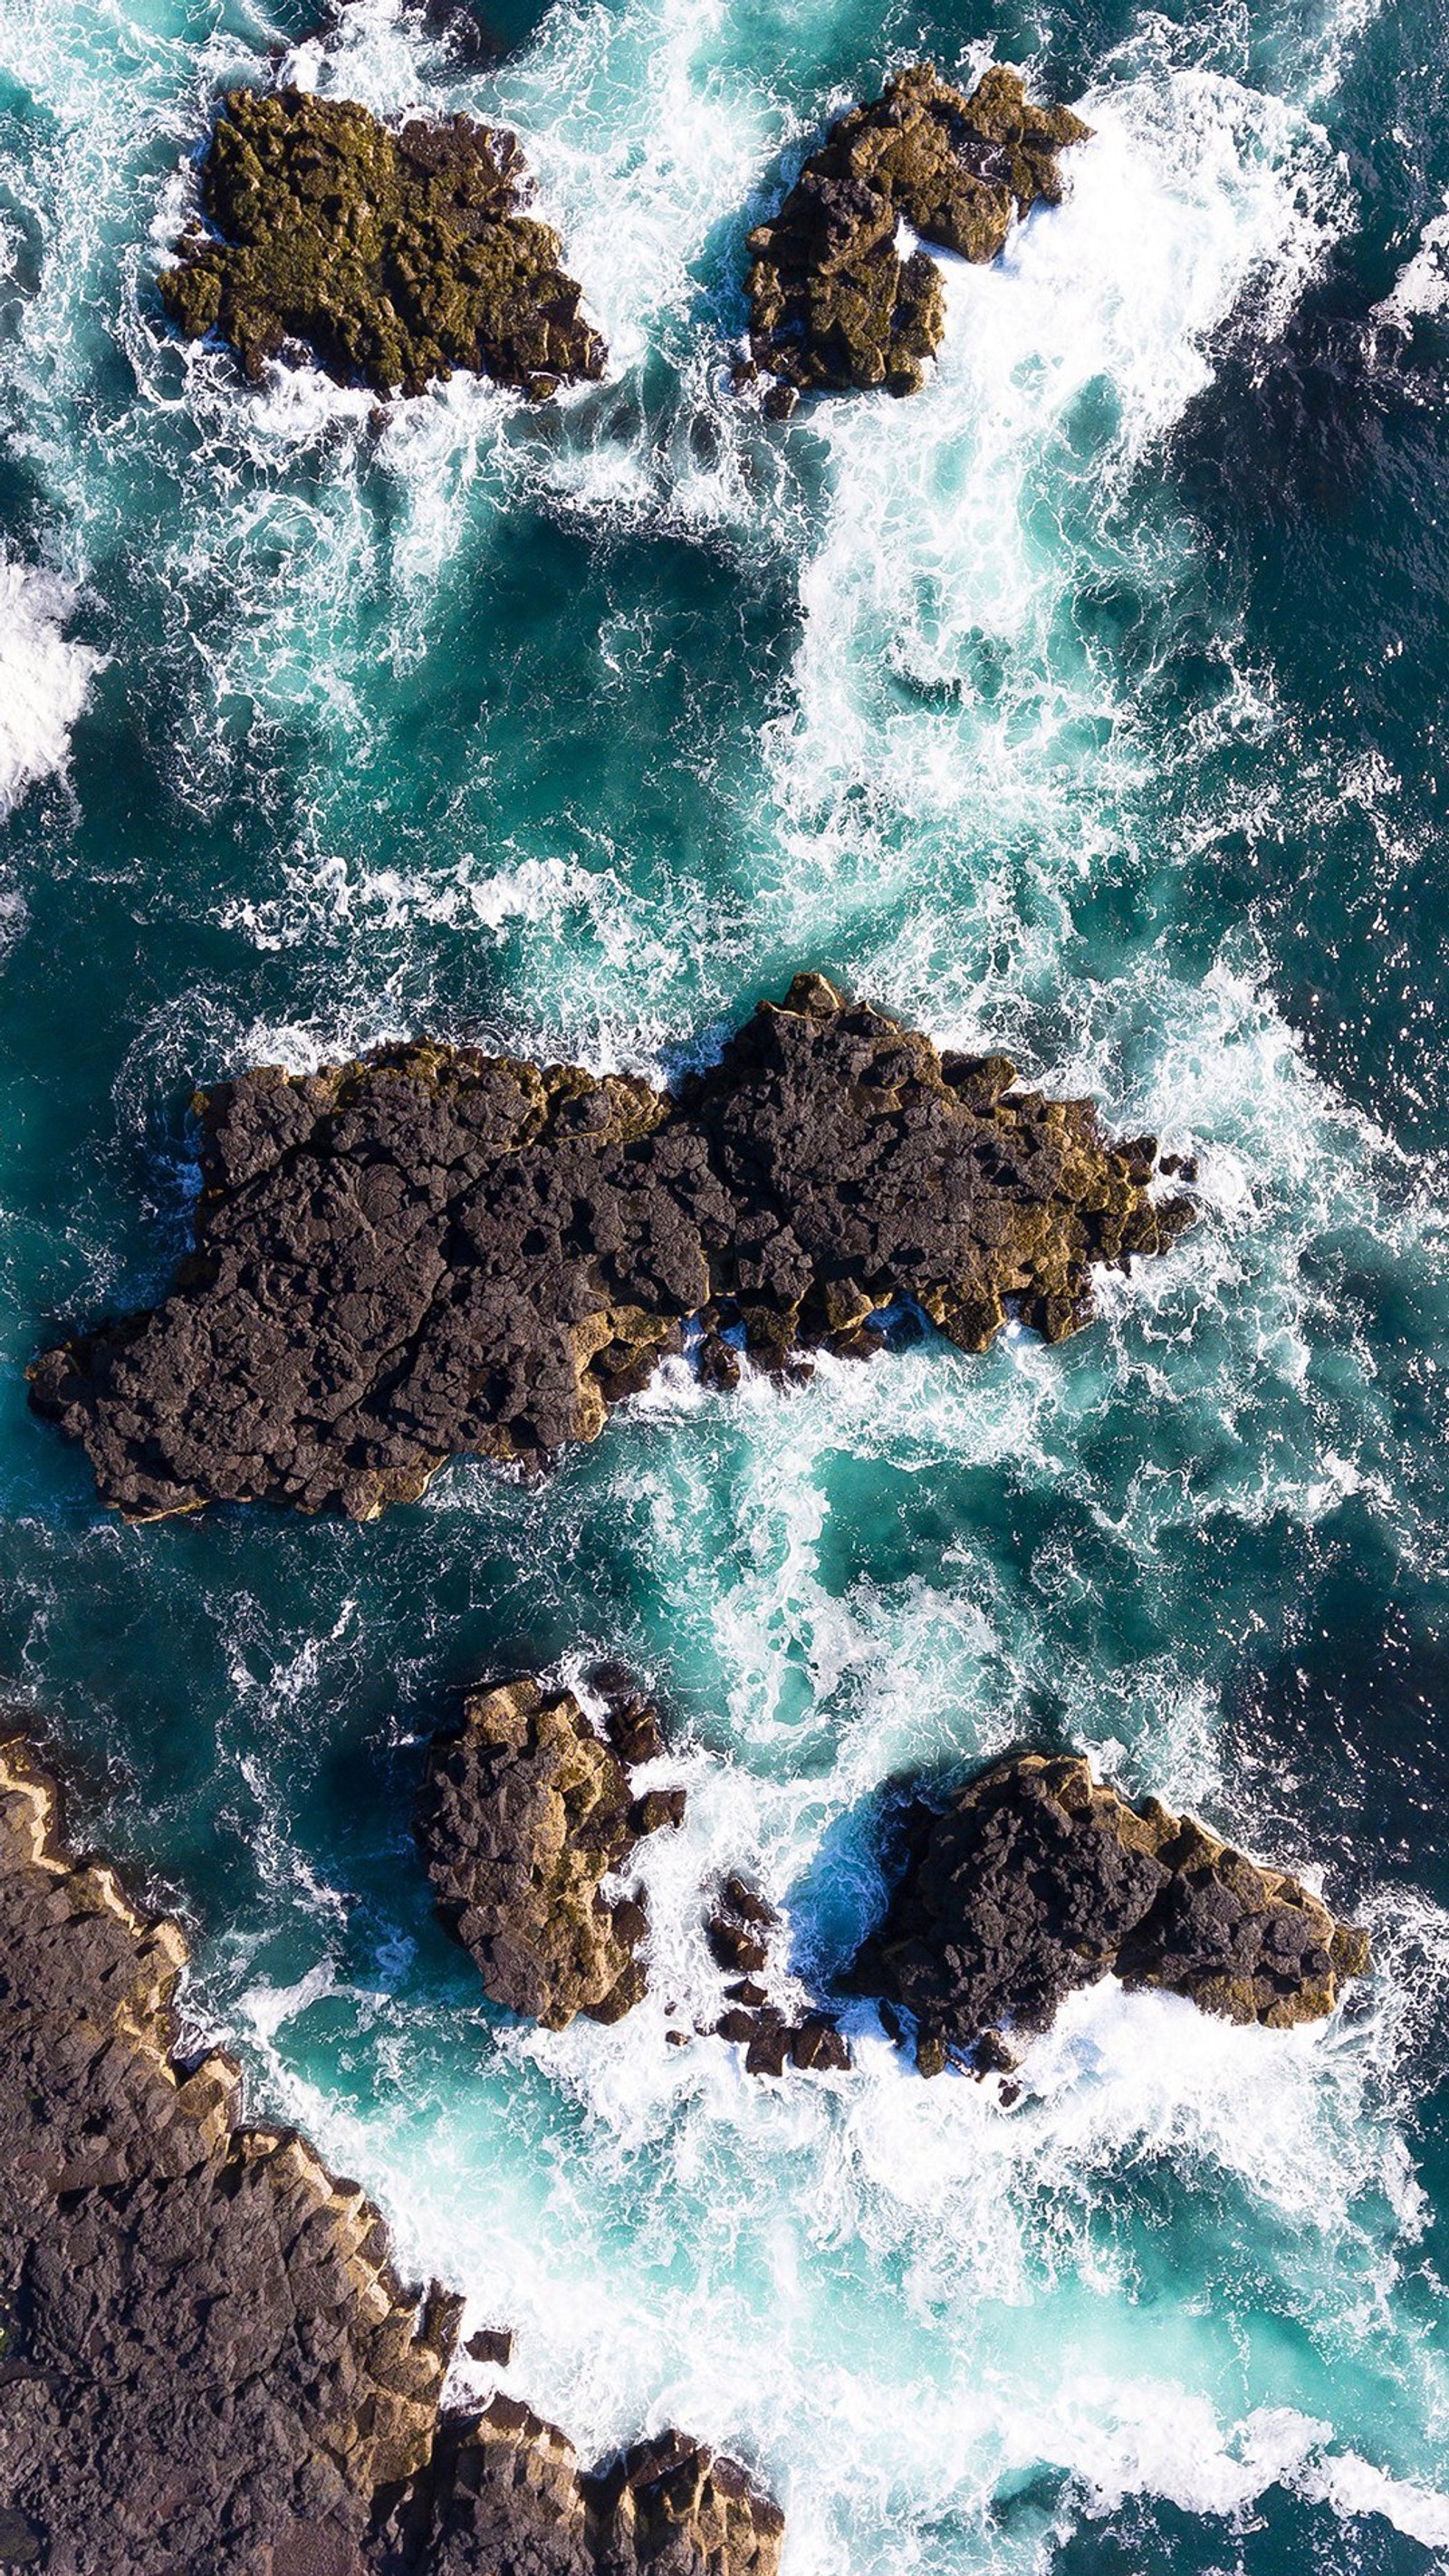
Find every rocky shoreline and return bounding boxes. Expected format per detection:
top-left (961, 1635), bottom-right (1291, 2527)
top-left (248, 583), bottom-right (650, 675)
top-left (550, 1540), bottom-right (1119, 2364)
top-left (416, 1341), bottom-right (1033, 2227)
top-left (0, 1734), bottom-right (782, 2576)
top-left (743, 65), bottom-right (1091, 407)
top-left (846, 1753), bottom-right (1371, 2072)
top-left (30, 973), bottom-right (1192, 1522)
top-left (160, 88), bottom-right (605, 399)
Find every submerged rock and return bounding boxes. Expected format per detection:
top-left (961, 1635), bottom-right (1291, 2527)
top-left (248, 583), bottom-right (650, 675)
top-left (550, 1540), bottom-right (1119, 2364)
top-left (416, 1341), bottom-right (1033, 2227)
top-left (158, 86), bottom-right (605, 399)
top-left (848, 1753), bottom-right (1372, 2068)
top-left (417, 1676), bottom-right (683, 2029)
top-left (744, 63), bottom-right (1091, 402)
top-left (30, 973), bottom-right (1191, 1521)
top-left (0, 1731), bottom-right (781, 2576)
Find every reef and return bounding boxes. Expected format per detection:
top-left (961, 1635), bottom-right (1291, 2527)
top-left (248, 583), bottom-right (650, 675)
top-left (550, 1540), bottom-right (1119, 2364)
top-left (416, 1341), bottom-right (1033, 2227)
top-left (0, 1732), bottom-right (782, 2576)
top-left (158, 87), bottom-right (605, 399)
top-left (417, 1676), bottom-right (684, 2030)
top-left (847, 1754), bottom-right (1372, 2072)
top-left (744, 63), bottom-right (1091, 406)
top-left (30, 972), bottom-right (1192, 1523)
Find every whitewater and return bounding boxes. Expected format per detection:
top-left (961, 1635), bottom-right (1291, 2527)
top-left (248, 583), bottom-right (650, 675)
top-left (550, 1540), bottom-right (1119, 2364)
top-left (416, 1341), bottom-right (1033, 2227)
top-left (2, 0), bottom-right (1449, 2568)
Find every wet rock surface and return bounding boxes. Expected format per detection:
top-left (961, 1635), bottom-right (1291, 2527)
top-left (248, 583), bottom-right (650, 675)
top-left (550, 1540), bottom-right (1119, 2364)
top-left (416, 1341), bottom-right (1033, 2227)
top-left (158, 87), bottom-right (605, 399)
top-left (744, 64), bottom-right (1091, 403)
top-left (0, 1733), bottom-right (782, 2576)
top-left (417, 1676), bottom-right (684, 2029)
top-left (848, 1754), bottom-right (1372, 2069)
top-left (706, 1877), bottom-right (851, 2077)
top-left (31, 973), bottom-right (1191, 1523)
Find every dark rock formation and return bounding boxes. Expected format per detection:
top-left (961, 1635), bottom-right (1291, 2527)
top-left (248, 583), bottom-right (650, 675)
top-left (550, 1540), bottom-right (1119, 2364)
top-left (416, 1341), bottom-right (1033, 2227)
top-left (744, 64), bottom-right (1091, 404)
top-left (158, 87), bottom-right (605, 399)
top-left (30, 973), bottom-right (1191, 1523)
top-left (707, 1878), bottom-right (851, 2078)
top-left (0, 1732), bottom-right (782, 2576)
top-left (847, 1754), bottom-right (1372, 2071)
top-left (384, 2408), bottom-right (784, 2576)
top-left (416, 1677), bottom-right (684, 2029)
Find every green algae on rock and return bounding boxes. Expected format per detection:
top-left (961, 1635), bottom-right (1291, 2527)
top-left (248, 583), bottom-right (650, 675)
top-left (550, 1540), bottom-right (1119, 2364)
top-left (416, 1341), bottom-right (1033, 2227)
top-left (744, 63), bottom-right (1092, 404)
top-left (158, 86), bottom-right (606, 399)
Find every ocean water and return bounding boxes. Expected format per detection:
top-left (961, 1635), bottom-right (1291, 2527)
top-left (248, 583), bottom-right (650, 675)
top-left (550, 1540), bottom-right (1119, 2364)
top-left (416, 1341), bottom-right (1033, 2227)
top-left (3, 0), bottom-right (1449, 2566)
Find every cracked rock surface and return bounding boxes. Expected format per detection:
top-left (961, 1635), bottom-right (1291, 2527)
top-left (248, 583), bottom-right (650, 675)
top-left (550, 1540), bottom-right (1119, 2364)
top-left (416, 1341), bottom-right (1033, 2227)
top-left (848, 1753), bottom-right (1372, 2071)
top-left (159, 87), bottom-right (605, 399)
top-left (0, 1734), bottom-right (782, 2576)
top-left (417, 1677), bottom-right (680, 2030)
top-left (744, 64), bottom-right (1091, 402)
top-left (31, 974), bottom-right (1191, 1523)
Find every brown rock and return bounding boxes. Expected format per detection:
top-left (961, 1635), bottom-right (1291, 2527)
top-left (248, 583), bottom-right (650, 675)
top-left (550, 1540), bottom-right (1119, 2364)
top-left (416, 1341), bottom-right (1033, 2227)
top-left (746, 63), bottom-right (1091, 399)
top-left (0, 1734), bottom-right (784, 2576)
top-left (416, 1678), bottom-right (676, 2029)
top-left (159, 87), bottom-right (604, 399)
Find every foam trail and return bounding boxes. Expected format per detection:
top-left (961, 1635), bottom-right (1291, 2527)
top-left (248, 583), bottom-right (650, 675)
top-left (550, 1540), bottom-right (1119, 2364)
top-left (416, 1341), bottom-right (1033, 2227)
top-left (1376, 194), bottom-right (1449, 322)
top-left (0, 548), bottom-right (102, 818)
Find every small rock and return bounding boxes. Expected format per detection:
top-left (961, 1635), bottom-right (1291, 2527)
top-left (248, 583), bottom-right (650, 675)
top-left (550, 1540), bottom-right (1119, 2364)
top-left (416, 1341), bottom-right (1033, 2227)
top-left (465, 2327), bottom-right (513, 2367)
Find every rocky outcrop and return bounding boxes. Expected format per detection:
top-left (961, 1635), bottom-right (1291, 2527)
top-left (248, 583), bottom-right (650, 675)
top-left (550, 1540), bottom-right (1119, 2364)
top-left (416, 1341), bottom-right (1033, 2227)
top-left (383, 2405), bottom-right (784, 2576)
top-left (30, 973), bottom-right (1191, 1522)
top-left (744, 64), bottom-right (1091, 406)
top-left (417, 1677), bottom-right (684, 2030)
top-left (0, 1733), bottom-right (782, 2576)
top-left (158, 87), bottom-right (605, 399)
top-left (847, 1754), bottom-right (1372, 2072)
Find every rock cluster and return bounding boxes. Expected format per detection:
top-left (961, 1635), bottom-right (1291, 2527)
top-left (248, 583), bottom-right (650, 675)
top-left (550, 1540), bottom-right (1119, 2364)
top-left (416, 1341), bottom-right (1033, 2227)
top-left (708, 1878), bottom-right (850, 2078)
top-left (0, 1732), bottom-right (782, 2576)
top-left (30, 973), bottom-right (1191, 1523)
top-left (848, 1754), bottom-right (1372, 2071)
top-left (417, 1677), bottom-right (685, 2030)
top-left (158, 87), bottom-right (605, 399)
top-left (744, 64), bottom-right (1091, 405)
top-left (388, 2408), bottom-right (784, 2576)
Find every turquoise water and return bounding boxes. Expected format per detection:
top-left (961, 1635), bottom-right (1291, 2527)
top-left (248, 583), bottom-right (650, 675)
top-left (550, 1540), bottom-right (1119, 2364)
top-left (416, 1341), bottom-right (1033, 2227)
top-left (4, 0), bottom-right (1449, 2565)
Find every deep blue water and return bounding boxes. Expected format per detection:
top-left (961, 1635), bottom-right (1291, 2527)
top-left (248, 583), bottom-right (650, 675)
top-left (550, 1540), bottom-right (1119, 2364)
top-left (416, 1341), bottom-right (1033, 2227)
top-left (2, 0), bottom-right (1449, 2567)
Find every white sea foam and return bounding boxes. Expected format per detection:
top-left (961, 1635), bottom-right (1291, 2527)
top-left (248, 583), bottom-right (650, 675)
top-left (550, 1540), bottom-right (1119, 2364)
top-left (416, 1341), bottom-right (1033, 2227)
top-left (0, 547), bottom-right (103, 818)
top-left (1376, 193), bottom-right (1449, 324)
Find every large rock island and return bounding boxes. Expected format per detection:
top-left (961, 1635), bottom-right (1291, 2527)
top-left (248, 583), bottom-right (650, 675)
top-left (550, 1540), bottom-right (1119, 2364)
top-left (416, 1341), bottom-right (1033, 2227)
top-left (30, 973), bottom-right (1192, 1521)
top-left (848, 1753), bottom-right (1371, 2073)
top-left (0, 1731), bottom-right (782, 2575)
top-left (159, 87), bottom-right (605, 399)
top-left (744, 64), bottom-right (1091, 404)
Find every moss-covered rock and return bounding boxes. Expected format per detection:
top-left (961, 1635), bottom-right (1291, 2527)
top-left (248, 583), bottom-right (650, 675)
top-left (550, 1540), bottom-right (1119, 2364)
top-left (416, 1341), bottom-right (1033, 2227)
top-left (744, 62), bottom-right (1091, 403)
top-left (848, 1753), bottom-right (1372, 2070)
top-left (158, 85), bottom-right (605, 399)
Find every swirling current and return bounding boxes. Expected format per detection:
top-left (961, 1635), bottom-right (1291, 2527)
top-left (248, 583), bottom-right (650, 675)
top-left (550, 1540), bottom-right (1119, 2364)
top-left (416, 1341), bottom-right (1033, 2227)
top-left (2, 0), bottom-right (1449, 2567)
